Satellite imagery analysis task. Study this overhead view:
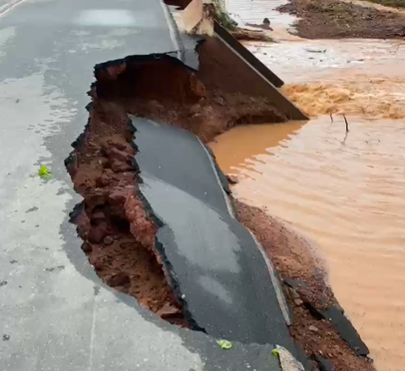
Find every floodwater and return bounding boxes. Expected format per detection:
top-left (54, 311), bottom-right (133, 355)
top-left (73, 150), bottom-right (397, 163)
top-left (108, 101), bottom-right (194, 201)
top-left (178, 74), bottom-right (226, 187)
top-left (210, 1), bottom-right (405, 370)
top-left (210, 119), bottom-right (405, 371)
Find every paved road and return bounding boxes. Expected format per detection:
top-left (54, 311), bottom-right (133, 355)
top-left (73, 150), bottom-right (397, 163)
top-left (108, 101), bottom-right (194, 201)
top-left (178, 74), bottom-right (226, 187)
top-left (0, 0), bottom-right (285, 370)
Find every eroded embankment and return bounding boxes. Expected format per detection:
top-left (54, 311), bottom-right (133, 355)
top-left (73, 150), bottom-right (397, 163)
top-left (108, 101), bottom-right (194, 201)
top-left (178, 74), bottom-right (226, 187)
top-left (66, 48), bottom-right (375, 371)
top-left (66, 46), bottom-right (284, 326)
top-left (66, 95), bottom-right (187, 325)
top-left (94, 44), bottom-right (285, 142)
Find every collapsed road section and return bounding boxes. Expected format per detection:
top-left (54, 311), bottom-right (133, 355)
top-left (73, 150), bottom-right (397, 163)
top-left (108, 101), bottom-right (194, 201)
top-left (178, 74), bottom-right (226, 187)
top-left (66, 52), bottom-right (307, 364)
top-left (67, 43), bottom-right (373, 371)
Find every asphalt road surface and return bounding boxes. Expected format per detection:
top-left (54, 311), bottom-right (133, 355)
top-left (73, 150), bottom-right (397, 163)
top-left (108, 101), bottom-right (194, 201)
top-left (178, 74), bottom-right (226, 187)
top-left (0, 0), bottom-right (286, 370)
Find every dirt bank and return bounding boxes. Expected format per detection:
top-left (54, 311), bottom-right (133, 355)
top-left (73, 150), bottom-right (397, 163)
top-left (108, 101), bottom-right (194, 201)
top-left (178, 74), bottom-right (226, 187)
top-left (235, 200), bottom-right (376, 371)
top-left (277, 0), bottom-right (405, 39)
top-left (66, 92), bottom-right (185, 325)
top-left (96, 47), bottom-right (285, 142)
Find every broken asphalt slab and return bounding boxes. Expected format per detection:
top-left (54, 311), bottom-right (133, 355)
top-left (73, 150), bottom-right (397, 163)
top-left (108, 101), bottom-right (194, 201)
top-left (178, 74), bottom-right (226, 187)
top-left (0, 0), bottom-right (285, 370)
top-left (132, 118), bottom-right (306, 363)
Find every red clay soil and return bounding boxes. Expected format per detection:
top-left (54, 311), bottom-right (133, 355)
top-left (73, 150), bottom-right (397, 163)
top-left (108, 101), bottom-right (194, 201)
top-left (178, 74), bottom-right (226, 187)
top-left (66, 92), bottom-right (184, 325)
top-left (277, 0), bottom-right (405, 39)
top-left (235, 200), bottom-right (376, 371)
top-left (95, 42), bottom-right (285, 142)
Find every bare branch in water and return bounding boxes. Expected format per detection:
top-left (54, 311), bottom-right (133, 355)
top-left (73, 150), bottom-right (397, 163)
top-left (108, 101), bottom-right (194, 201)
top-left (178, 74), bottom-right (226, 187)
top-left (343, 114), bottom-right (349, 133)
top-left (342, 131), bottom-right (348, 145)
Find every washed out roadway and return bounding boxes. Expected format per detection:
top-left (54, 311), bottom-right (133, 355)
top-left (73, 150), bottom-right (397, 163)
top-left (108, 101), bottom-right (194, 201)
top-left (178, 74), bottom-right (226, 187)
top-left (0, 0), bottom-right (288, 370)
top-left (133, 117), bottom-right (297, 352)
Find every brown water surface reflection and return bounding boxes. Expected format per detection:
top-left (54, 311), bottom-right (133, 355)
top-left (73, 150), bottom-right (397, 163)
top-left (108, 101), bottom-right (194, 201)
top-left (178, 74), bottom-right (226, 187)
top-left (209, 118), bottom-right (405, 371)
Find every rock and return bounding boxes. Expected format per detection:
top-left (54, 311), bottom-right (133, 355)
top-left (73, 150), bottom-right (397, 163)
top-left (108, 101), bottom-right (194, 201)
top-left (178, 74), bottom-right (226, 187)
top-left (88, 223), bottom-right (109, 244)
top-left (103, 236), bottom-right (114, 246)
top-left (156, 303), bottom-right (181, 318)
top-left (108, 272), bottom-right (130, 287)
top-left (262, 18), bottom-right (272, 29)
top-left (226, 174), bottom-right (239, 185)
top-left (82, 242), bottom-right (93, 253)
top-left (309, 325), bottom-right (319, 333)
top-left (106, 147), bottom-right (133, 163)
top-left (294, 298), bottom-right (304, 306)
top-left (212, 95), bottom-right (225, 106)
top-left (110, 159), bottom-right (132, 173)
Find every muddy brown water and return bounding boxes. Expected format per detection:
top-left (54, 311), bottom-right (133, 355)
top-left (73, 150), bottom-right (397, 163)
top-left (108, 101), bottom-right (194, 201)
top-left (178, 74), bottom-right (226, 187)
top-left (213, 1), bottom-right (405, 369)
top-left (210, 118), bottom-right (405, 371)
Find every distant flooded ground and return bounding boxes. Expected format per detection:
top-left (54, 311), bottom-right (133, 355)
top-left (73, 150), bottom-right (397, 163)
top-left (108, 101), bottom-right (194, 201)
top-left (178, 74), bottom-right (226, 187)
top-left (211, 2), bottom-right (405, 370)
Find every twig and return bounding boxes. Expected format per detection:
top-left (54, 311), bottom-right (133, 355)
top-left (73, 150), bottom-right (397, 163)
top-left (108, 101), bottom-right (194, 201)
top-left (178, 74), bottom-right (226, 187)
top-left (342, 131), bottom-right (348, 145)
top-left (330, 113), bottom-right (333, 123)
top-left (343, 114), bottom-right (349, 133)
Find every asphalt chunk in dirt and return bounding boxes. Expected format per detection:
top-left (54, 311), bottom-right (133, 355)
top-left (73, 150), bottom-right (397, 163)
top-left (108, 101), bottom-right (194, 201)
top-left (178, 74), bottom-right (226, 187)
top-left (277, 0), bottom-right (405, 39)
top-left (234, 200), bottom-right (376, 371)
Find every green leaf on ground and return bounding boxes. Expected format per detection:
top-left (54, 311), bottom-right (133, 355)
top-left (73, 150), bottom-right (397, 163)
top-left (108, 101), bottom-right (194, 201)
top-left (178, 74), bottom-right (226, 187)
top-left (216, 339), bottom-right (232, 350)
top-left (38, 165), bottom-right (53, 179)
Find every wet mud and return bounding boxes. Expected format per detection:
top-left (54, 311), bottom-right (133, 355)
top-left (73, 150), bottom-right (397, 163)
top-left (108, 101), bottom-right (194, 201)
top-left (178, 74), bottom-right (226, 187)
top-left (277, 0), bottom-right (405, 39)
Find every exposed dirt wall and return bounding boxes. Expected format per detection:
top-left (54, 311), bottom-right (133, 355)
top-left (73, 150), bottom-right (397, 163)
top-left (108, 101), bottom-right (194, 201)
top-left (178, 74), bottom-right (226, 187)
top-left (66, 93), bottom-right (185, 325)
top-left (95, 51), bottom-right (285, 142)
